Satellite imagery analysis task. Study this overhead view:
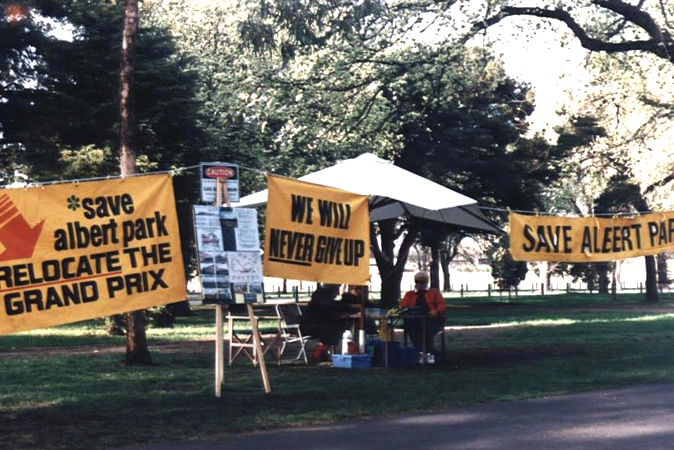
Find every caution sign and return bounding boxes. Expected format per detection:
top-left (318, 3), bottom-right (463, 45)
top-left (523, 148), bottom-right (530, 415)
top-left (264, 174), bottom-right (370, 284)
top-left (200, 162), bottom-right (239, 203)
top-left (510, 211), bottom-right (674, 262)
top-left (0, 174), bottom-right (186, 335)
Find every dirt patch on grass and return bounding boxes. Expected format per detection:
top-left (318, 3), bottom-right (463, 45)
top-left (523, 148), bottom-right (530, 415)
top-left (0, 339), bottom-right (213, 358)
top-left (448, 301), bottom-right (674, 314)
top-left (5, 302), bottom-right (674, 360)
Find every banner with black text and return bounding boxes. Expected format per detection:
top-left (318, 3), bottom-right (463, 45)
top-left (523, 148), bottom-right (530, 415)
top-left (264, 174), bottom-right (370, 284)
top-left (510, 211), bottom-right (674, 262)
top-left (0, 174), bottom-right (186, 335)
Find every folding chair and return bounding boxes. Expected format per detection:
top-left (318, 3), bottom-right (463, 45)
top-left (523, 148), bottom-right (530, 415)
top-left (227, 308), bottom-right (257, 366)
top-left (275, 303), bottom-right (311, 365)
top-left (227, 305), bottom-right (281, 366)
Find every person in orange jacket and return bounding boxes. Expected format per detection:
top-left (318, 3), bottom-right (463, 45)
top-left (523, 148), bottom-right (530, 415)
top-left (400, 271), bottom-right (446, 355)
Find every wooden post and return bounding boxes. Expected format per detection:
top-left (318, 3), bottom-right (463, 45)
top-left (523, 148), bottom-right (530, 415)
top-left (214, 304), bottom-right (224, 397)
top-left (219, 177), bottom-right (271, 394)
top-left (214, 178), bottom-right (225, 398)
top-left (358, 288), bottom-right (366, 353)
top-left (247, 303), bottom-right (271, 393)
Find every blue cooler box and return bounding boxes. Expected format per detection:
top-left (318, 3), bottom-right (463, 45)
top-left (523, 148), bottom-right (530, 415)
top-left (332, 354), bottom-right (372, 369)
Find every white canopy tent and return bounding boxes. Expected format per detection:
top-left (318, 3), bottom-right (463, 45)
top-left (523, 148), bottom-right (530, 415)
top-left (235, 153), bottom-right (502, 234)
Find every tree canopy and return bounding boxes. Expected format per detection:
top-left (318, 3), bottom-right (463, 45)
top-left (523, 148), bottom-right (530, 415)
top-left (1, 0), bottom-right (206, 185)
top-left (474, 1), bottom-right (673, 64)
top-left (4, 0), bottom-right (666, 303)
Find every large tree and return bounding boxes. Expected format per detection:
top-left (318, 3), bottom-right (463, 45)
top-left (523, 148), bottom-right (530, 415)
top-left (470, 1), bottom-right (674, 302)
top-left (1, 0), bottom-right (207, 360)
top-left (119, 0), bottom-right (152, 366)
top-left (474, 1), bottom-right (673, 64)
top-left (139, 0), bottom-right (642, 305)
top-left (1, 1), bottom-right (207, 182)
top-left (235, 1), bottom-right (599, 303)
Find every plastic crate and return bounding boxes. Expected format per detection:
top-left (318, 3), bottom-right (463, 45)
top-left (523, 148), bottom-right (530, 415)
top-left (394, 347), bottom-right (420, 367)
top-left (332, 354), bottom-right (372, 369)
top-left (368, 341), bottom-right (397, 367)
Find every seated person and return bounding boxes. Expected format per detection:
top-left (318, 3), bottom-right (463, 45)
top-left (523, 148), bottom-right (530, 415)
top-left (400, 271), bottom-right (446, 355)
top-left (340, 285), bottom-right (377, 335)
top-left (300, 283), bottom-right (358, 361)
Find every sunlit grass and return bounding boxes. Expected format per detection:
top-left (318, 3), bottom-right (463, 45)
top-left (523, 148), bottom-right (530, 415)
top-left (4, 294), bottom-right (674, 449)
top-left (490, 313), bottom-right (674, 328)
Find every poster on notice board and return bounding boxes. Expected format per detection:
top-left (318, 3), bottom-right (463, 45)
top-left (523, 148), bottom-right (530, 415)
top-left (193, 205), bottom-right (262, 304)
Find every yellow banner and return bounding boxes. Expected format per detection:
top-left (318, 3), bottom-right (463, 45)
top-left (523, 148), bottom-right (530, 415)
top-left (264, 174), bottom-right (370, 284)
top-left (0, 174), bottom-right (186, 335)
top-left (510, 211), bottom-right (674, 262)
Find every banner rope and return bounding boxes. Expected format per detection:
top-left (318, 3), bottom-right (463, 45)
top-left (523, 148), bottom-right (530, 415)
top-left (6, 166), bottom-right (650, 218)
top-left (479, 206), bottom-right (653, 218)
top-left (0, 163), bottom-right (269, 190)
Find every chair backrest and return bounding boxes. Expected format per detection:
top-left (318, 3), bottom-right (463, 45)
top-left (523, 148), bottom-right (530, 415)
top-left (276, 303), bottom-right (302, 327)
top-left (227, 303), bottom-right (248, 316)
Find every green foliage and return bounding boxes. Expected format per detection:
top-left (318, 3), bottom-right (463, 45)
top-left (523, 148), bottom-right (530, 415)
top-left (142, 0), bottom-right (281, 197)
top-left (390, 49), bottom-right (550, 212)
top-left (58, 145), bottom-right (117, 179)
top-left (1, 0), bottom-right (207, 186)
top-left (486, 236), bottom-right (528, 289)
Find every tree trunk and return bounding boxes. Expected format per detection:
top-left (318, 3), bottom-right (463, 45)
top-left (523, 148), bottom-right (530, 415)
top-left (429, 241), bottom-right (440, 290)
top-left (611, 263), bottom-right (617, 301)
top-left (645, 255), bottom-right (659, 303)
top-left (120, 0), bottom-right (151, 365)
top-left (440, 250), bottom-right (451, 292)
top-left (125, 309), bottom-right (152, 365)
top-left (657, 253), bottom-right (668, 287)
top-left (371, 220), bottom-right (416, 309)
top-left (120, 0), bottom-right (137, 177)
top-left (596, 262), bottom-right (610, 294)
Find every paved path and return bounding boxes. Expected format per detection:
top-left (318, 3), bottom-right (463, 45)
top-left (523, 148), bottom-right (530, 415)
top-left (115, 382), bottom-right (674, 449)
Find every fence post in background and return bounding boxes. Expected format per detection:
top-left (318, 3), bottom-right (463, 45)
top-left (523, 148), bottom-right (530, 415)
top-left (541, 284), bottom-right (545, 296)
top-left (487, 284), bottom-right (492, 297)
top-left (566, 283), bottom-right (570, 294)
top-left (460, 285), bottom-right (464, 298)
top-left (639, 282), bottom-right (643, 294)
top-left (293, 286), bottom-right (299, 302)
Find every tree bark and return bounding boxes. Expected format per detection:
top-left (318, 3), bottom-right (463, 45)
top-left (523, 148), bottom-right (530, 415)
top-left (597, 262), bottom-right (610, 294)
top-left (645, 255), bottom-right (660, 303)
top-left (120, 0), bottom-right (137, 178)
top-left (429, 241), bottom-right (440, 290)
top-left (657, 253), bottom-right (668, 287)
top-left (371, 220), bottom-right (417, 309)
top-left (440, 250), bottom-right (451, 292)
top-left (120, 0), bottom-right (152, 365)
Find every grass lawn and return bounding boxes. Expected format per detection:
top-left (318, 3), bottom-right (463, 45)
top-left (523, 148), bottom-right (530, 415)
top-left (3, 293), bottom-right (674, 449)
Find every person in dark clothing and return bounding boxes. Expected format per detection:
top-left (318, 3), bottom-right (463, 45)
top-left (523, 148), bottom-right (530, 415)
top-left (300, 283), bottom-right (357, 361)
top-left (340, 285), bottom-right (366, 305)
top-left (340, 285), bottom-right (377, 334)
